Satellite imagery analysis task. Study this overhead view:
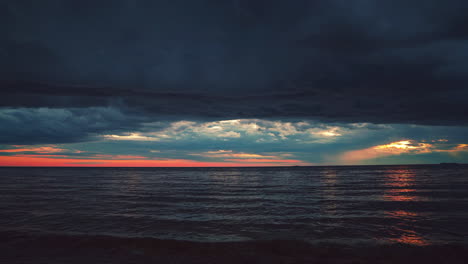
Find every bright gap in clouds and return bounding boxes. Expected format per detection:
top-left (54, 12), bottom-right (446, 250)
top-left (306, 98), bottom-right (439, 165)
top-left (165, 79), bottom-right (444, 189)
top-left (1, 118), bottom-right (468, 166)
top-left (339, 140), bottom-right (468, 164)
top-left (102, 119), bottom-right (352, 142)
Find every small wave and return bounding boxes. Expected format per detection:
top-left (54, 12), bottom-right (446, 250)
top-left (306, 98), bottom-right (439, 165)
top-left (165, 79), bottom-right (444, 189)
top-left (1, 231), bottom-right (468, 264)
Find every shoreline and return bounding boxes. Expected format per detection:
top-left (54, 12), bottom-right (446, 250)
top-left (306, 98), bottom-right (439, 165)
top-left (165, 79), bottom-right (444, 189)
top-left (2, 231), bottom-right (468, 264)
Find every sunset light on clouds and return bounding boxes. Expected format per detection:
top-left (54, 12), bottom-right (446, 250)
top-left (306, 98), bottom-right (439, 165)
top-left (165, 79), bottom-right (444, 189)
top-left (1, 119), bottom-right (468, 166)
top-left (339, 140), bottom-right (468, 164)
top-left (0, 151), bottom-right (310, 167)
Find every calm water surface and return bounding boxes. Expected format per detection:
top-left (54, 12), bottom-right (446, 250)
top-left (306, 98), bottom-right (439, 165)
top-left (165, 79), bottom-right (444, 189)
top-left (1, 165), bottom-right (467, 246)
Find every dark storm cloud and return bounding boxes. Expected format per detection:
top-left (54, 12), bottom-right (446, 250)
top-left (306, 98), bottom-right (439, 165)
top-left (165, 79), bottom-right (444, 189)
top-left (1, 0), bottom-right (468, 125)
top-left (0, 107), bottom-right (144, 144)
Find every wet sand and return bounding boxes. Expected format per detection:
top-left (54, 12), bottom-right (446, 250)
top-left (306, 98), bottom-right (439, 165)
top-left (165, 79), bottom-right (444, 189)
top-left (2, 231), bottom-right (468, 264)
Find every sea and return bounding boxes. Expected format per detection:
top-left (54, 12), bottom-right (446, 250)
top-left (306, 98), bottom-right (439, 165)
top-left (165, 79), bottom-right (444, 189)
top-left (1, 165), bottom-right (468, 262)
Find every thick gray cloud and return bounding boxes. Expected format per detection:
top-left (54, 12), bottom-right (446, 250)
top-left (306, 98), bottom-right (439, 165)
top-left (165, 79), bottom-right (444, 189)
top-left (1, 0), bottom-right (468, 125)
top-left (0, 107), bottom-right (144, 144)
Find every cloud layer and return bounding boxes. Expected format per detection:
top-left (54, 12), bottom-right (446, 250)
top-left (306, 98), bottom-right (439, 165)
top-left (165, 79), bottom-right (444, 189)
top-left (2, 118), bottom-right (467, 166)
top-left (0, 107), bottom-right (143, 144)
top-left (1, 0), bottom-right (468, 125)
top-left (1, 1), bottom-right (468, 165)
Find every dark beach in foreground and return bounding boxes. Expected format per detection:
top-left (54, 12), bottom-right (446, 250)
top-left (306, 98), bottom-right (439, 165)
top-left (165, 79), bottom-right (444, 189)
top-left (2, 231), bottom-right (468, 264)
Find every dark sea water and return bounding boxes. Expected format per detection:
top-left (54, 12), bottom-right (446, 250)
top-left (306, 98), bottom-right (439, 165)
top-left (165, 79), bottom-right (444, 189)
top-left (1, 165), bottom-right (468, 248)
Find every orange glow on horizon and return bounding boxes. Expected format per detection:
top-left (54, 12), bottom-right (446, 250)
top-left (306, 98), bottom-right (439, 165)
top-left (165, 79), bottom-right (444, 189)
top-left (0, 155), bottom-right (310, 167)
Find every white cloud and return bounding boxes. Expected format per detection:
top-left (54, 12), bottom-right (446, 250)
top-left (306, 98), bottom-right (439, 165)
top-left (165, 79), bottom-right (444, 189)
top-left (191, 150), bottom-right (278, 159)
top-left (103, 133), bottom-right (160, 141)
top-left (102, 119), bottom-right (381, 142)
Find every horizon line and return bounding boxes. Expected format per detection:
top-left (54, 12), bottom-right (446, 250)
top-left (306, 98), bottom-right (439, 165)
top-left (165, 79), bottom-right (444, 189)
top-left (0, 163), bottom-right (465, 168)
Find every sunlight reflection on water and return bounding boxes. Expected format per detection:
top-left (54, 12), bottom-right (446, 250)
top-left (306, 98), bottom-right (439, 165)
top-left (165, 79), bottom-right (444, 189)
top-left (321, 169), bottom-right (338, 214)
top-left (1, 166), bottom-right (467, 245)
top-left (383, 168), bottom-right (429, 245)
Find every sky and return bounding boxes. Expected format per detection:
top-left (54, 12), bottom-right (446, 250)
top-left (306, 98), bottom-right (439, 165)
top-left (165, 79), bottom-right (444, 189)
top-left (1, 0), bottom-right (468, 166)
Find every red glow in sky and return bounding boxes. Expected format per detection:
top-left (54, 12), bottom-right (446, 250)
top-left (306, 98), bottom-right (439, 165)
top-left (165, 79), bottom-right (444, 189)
top-left (0, 155), bottom-right (311, 167)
